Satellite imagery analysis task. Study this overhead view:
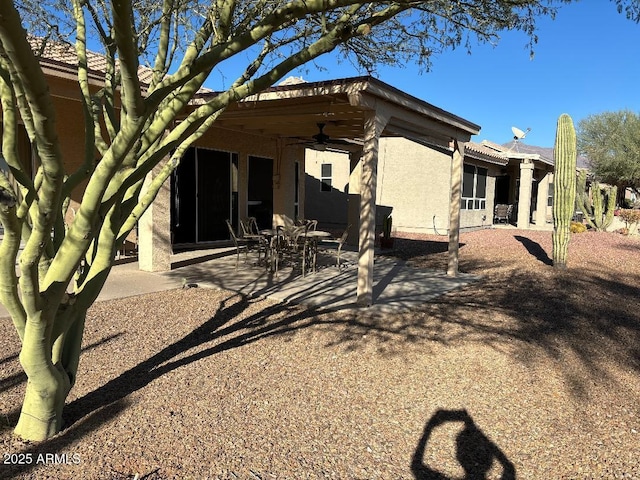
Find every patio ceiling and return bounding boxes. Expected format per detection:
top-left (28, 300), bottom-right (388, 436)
top-left (209, 76), bottom-right (481, 149)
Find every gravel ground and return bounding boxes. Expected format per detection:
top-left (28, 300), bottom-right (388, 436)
top-left (1, 228), bottom-right (639, 479)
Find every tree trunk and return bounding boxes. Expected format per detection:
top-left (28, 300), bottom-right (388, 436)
top-left (14, 372), bottom-right (68, 441)
top-left (13, 308), bottom-right (86, 441)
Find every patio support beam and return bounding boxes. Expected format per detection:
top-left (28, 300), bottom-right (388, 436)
top-left (347, 149), bottom-right (363, 247)
top-left (535, 169), bottom-right (552, 226)
top-left (139, 161), bottom-right (172, 272)
top-left (357, 109), bottom-right (389, 306)
top-left (447, 139), bottom-right (465, 277)
top-left (517, 159), bottom-right (535, 229)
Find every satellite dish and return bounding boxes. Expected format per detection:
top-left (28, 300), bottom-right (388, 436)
top-left (511, 126), bottom-right (531, 140)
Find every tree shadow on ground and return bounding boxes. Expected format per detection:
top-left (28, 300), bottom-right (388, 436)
top-left (412, 258), bottom-right (640, 400)
top-left (3, 234), bottom-right (640, 477)
top-left (380, 238), bottom-right (459, 257)
top-left (411, 409), bottom-right (516, 480)
top-left (377, 237), bottom-right (464, 271)
top-left (2, 293), bottom-right (326, 478)
top-left (513, 235), bottom-right (552, 265)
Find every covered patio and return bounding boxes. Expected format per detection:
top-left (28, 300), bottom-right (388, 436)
top-left (138, 76), bottom-right (481, 306)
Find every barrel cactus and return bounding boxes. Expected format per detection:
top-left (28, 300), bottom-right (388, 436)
top-left (552, 114), bottom-right (577, 269)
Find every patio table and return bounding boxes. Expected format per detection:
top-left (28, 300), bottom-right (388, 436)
top-left (259, 228), bottom-right (331, 275)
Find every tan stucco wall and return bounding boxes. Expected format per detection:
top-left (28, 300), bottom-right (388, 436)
top-left (376, 137), bottom-right (452, 234)
top-left (304, 137), bottom-right (500, 234)
top-left (304, 149), bottom-right (351, 225)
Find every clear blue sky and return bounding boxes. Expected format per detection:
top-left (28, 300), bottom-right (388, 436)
top-left (279, 1), bottom-right (640, 148)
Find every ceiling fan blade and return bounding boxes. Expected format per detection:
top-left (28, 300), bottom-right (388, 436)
top-left (287, 122), bottom-right (355, 149)
top-left (325, 138), bottom-right (352, 145)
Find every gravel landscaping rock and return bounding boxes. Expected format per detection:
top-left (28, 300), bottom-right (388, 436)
top-left (1, 228), bottom-right (639, 479)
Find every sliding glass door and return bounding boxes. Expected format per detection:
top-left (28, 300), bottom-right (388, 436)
top-left (248, 156), bottom-right (273, 230)
top-left (171, 148), bottom-right (238, 245)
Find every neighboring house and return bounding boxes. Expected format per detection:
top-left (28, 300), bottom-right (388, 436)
top-left (482, 140), bottom-right (555, 229)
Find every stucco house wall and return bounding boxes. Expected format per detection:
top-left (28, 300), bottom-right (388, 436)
top-left (376, 137), bottom-right (452, 234)
top-left (305, 150), bottom-right (351, 226)
top-left (305, 137), bottom-right (502, 234)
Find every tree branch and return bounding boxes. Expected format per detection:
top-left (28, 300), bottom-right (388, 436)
top-left (111, 0), bottom-right (144, 119)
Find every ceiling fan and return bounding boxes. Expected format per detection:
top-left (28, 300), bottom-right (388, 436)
top-left (291, 122), bottom-right (354, 151)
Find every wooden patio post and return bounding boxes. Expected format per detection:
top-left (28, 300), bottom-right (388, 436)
top-left (347, 148), bottom-right (363, 247)
top-left (447, 139), bottom-right (465, 277)
top-left (357, 110), bottom-right (389, 306)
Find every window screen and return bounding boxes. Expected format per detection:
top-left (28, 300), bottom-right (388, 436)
top-left (461, 164), bottom-right (488, 210)
top-left (475, 167), bottom-right (487, 198)
top-left (320, 163), bottom-right (332, 192)
top-left (462, 164), bottom-right (475, 198)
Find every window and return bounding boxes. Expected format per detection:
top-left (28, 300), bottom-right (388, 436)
top-left (320, 163), bottom-right (332, 192)
top-left (461, 164), bottom-right (488, 210)
top-left (547, 183), bottom-right (554, 207)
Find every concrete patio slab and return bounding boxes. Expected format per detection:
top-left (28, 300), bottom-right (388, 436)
top-left (0, 247), bottom-right (478, 318)
top-left (162, 248), bottom-right (479, 315)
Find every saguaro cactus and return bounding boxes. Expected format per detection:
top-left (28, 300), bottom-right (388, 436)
top-left (552, 114), bottom-right (577, 269)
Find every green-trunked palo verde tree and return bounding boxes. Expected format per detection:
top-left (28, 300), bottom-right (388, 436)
top-left (552, 113), bottom-right (577, 269)
top-left (1, 0), bottom-right (635, 441)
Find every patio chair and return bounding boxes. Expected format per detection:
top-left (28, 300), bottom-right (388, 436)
top-left (319, 225), bottom-right (350, 270)
top-left (240, 217), bottom-right (268, 264)
top-left (270, 223), bottom-right (310, 277)
top-left (295, 218), bottom-right (318, 231)
top-left (225, 219), bottom-right (247, 269)
top-left (493, 204), bottom-right (513, 224)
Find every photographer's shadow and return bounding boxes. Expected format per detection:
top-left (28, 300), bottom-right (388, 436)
top-left (411, 409), bottom-right (516, 480)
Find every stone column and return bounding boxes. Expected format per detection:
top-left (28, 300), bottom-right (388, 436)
top-left (535, 170), bottom-right (551, 226)
top-left (138, 163), bottom-right (172, 272)
top-left (517, 159), bottom-right (534, 229)
top-left (447, 140), bottom-right (465, 277)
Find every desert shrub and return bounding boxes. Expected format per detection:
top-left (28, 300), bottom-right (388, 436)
top-left (570, 221), bottom-right (587, 233)
top-left (618, 209), bottom-right (640, 228)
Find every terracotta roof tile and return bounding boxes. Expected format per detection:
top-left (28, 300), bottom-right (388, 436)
top-left (27, 36), bottom-right (212, 93)
top-left (464, 141), bottom-right (508, 165)
top-left (29, 36), bottom-right (111, 76)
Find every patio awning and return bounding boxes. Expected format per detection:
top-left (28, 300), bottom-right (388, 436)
top-left (211, 76), bottom-right (480, 151)
top-left (199, 76), bottom-right (482, 306)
